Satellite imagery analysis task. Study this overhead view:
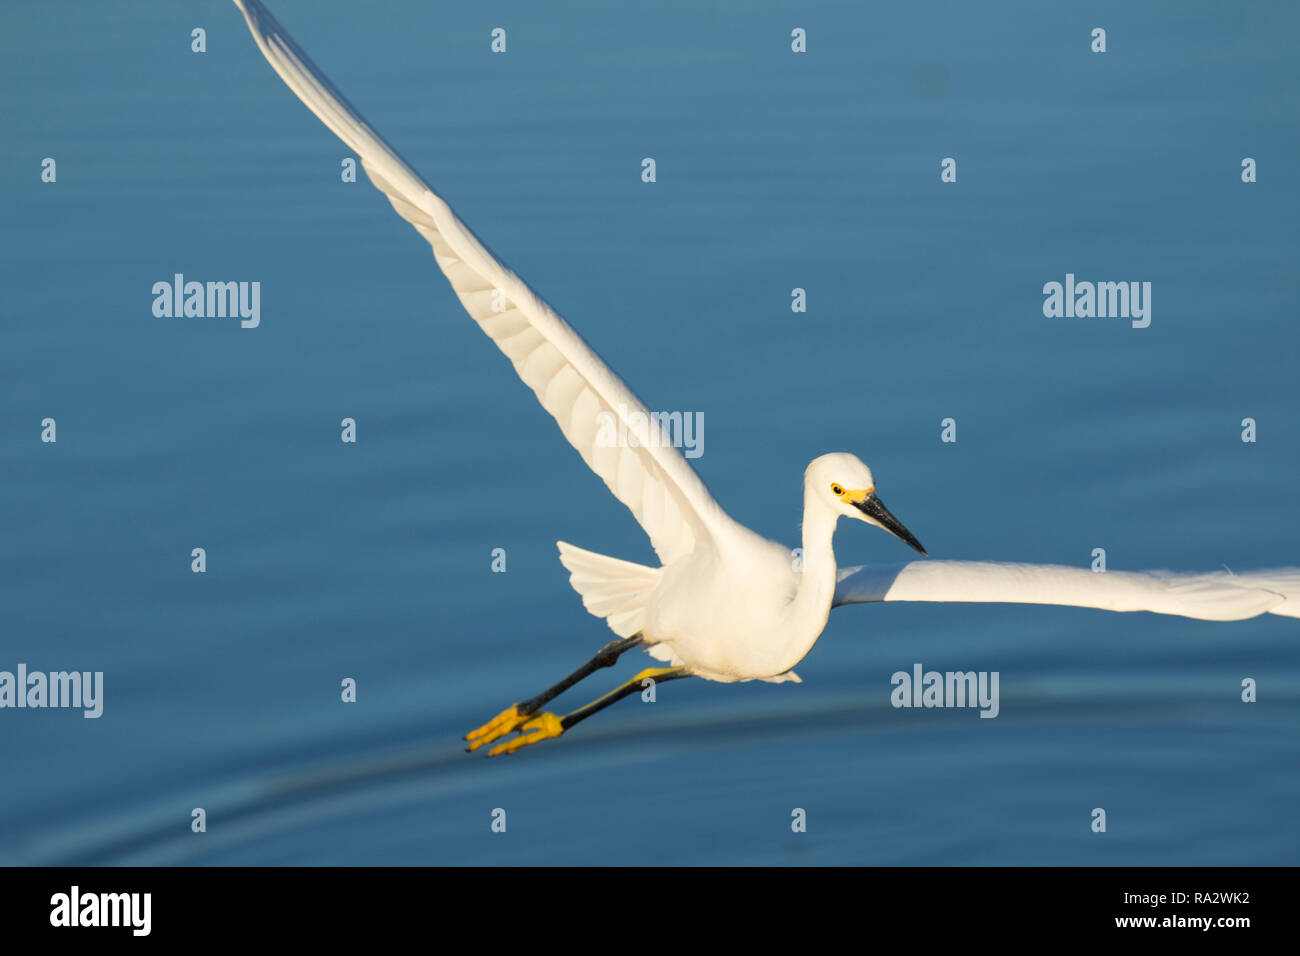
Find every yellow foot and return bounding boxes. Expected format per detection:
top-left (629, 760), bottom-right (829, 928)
top-left (486, 712), bottom-right (565, 757)
top-left (464, 704), bottom-right (533, 752)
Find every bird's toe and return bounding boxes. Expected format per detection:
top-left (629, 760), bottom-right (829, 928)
top-left (486, 712), bottom-right (565, 757)
top-left (464, 704), bottom-right (530, 751)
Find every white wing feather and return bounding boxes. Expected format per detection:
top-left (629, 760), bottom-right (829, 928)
top-left (232, 0), bottom-right (734, 566)
top-left (834, 561), bottom-right (1300, 622)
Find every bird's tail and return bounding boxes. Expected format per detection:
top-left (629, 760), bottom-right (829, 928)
top-left (556, 541), bottom-right (661, 637)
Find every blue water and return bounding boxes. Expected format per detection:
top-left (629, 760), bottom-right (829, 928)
top-left (1, 0), bottom-right (1297, 865)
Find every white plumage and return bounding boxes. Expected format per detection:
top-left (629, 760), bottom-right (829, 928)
top-left (232, 1), bottom-right (1296, 740)
top-left (231, 0), bottom-right (727, 569)
top-left (835, 562), bottom-right (1300, 621)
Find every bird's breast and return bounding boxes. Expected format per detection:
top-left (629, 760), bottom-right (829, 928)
top-left (644, 554), bottom-right (810, 681)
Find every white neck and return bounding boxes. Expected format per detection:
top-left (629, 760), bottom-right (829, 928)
top-left (775, 490), bottom-right (840, 667)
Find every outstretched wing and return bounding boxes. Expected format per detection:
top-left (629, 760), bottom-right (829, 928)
top-left (232, 0), bottom-right (737, 566)
top-left (833, 561), bottom-right (1300, 622)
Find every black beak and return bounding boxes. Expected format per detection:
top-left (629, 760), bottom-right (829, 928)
top-left (854, 493), bottom-right (927, 556)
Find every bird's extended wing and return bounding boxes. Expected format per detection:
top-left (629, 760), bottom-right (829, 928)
top-left (833, 561), bottom-right (1300, 622)
top-left (233, 0), bottom-right (734, 565)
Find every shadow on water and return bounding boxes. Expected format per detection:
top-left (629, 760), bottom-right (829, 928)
top-left (13, 675), bottom-right (1297, 865)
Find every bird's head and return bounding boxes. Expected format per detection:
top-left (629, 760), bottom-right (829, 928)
top-left (805, 452), bottom-right (927, 555)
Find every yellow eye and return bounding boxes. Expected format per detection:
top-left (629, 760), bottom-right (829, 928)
top-left (831, 484), bottom-right (844, 497)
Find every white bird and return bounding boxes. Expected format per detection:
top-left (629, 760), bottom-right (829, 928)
top-left (232, 1), bottom-right (1299, 756)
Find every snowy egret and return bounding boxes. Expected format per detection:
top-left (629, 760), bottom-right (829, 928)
top-left (232, 1), bottom-right (1298, 757)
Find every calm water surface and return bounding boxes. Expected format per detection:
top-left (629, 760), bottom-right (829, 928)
top-left (1, 1), bottom-right (1297, 864)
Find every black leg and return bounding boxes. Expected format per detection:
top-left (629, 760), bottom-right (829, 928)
top-left (485, 666), bottom-right (693, 756)
top-left (559, 666), bottom-right (692, 731)
top-left (517, 634), bottom-right (644, 715)
top-left (465, 634), bottom-right (644, 751)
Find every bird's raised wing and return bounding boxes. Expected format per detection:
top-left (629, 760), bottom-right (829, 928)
top-left (833, 561), bottom-right (1300, 622)
top-left (233, 0), bottom-right (735, 566)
